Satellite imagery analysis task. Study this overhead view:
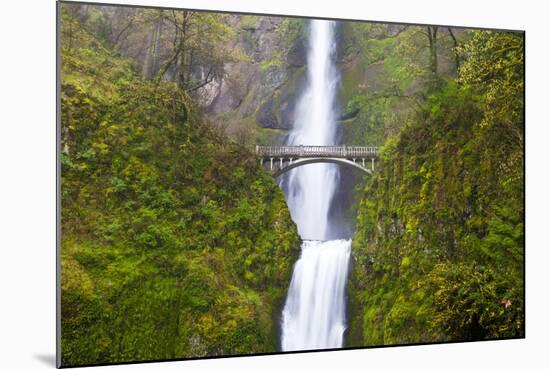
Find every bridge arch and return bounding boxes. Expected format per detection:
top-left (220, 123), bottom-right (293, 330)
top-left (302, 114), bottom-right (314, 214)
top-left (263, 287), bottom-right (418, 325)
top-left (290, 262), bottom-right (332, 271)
top-left (274, 157), bottom-right (373, 177)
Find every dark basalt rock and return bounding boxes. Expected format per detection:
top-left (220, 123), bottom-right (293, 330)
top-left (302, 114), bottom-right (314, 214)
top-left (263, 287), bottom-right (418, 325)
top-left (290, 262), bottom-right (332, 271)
top-left (338, 107), bottom-right (360, 121)
top-left (287, 37), bottom-right (307, 67)
top-left (256, 98), bottom-right (279, 129)
top-left (256, 96), bottom-right (293, 130)
top-left (262, 67), bottom-right (286, 91)
top-left (279, 93), bottom-right (297, 130)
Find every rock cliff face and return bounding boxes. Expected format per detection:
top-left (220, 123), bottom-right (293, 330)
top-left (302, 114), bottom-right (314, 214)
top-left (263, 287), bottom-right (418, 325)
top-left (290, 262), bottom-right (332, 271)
top-left (206, 19), bottom-right (462, 147)
top-left (205, 16), bottom-right (308, 145)
top-left (66, 5), bottom-right (462, 150)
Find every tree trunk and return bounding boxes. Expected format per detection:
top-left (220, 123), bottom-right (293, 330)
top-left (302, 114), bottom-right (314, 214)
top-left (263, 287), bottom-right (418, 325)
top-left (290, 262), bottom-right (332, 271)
top-left (177, 11), bottom-right (189, 89)
top-left (151, 18), bottom-right (163, 76)
top-left (427, 26), bottom-right (438, 77)
top-left (447, 27), bottom-right (460, 73)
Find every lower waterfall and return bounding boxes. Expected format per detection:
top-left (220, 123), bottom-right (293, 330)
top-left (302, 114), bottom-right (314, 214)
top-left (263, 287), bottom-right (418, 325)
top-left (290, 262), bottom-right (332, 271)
top-left (281, 240), bottom-right (351, 350)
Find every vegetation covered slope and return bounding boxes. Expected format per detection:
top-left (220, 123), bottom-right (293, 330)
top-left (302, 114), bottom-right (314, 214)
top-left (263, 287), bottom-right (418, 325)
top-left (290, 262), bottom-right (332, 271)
top-left (60, 9), bottom-right (300, 366)
top-left (348, 30), bottom-right (524, 346)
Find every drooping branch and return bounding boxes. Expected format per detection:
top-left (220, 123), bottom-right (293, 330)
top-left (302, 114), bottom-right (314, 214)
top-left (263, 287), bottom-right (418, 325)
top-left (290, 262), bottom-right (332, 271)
top-left (113, 16), bottom-right (135, 47)
top-left (185, 67), bottom-right (214, 92)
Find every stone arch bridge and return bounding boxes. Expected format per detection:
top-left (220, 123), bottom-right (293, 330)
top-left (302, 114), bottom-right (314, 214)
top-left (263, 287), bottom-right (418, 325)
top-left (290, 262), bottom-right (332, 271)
top-left (255, 145), bottom-right (378, 177)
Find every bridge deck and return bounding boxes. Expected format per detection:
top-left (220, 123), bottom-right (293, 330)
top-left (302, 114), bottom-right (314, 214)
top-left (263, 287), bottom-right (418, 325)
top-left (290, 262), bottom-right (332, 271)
top-left (255, 145), bottom-right (378, 158)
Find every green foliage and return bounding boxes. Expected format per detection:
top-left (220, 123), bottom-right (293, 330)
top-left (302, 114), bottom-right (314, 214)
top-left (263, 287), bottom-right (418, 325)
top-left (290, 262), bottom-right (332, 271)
top-left (349, 30), bottom-right (524, 346)
top-left (260, 53), bottom-right (283, 72)
top-left (424, 262), bottom-right (523, 340)
top-left (339, 94), bottom-right (397, 146)
top-left (60, 9), bottom-right (300, 366)
top-left (278, 18), bottom-right (305, 49)
top-left (338, 23), bottom-right (468, 153)
top-left (239, 15), bottom-right (261, 31)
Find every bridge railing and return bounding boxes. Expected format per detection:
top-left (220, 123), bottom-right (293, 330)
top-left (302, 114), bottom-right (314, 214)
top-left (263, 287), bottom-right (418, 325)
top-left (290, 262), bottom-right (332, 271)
top-left (255, 145), bottom-right (378, 158)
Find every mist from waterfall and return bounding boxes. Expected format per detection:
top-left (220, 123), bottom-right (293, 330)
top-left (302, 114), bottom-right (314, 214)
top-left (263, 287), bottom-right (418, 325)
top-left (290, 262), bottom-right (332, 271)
top-left (280, 20), bottom-right (351, 352)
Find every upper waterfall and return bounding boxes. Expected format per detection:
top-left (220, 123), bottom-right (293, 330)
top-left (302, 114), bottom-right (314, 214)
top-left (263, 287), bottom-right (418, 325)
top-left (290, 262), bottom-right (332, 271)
top-left (283, 19), bottom-right (341, 240)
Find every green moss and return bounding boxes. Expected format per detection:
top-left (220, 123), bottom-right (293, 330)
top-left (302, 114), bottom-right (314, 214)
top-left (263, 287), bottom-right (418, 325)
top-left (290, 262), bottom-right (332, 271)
top-left (340, 60), bottom-right (363, 105)
top-left (260, 53), bottom-right (282, 72)
top-left (60, 7), bottom-right (300, 366)
top-left (349, 31), bottom-right (524, 346)
top-left (256, 128), bottom-right (286, 145)
top-left (278, 18), bottom-right (305, 49)
top-left (239, 15), bottom-right (261, 30)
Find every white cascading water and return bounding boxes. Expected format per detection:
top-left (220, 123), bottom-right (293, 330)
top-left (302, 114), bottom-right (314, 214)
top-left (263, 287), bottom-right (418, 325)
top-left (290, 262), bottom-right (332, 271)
top-left (280, 20), bottom-right (351, 351)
